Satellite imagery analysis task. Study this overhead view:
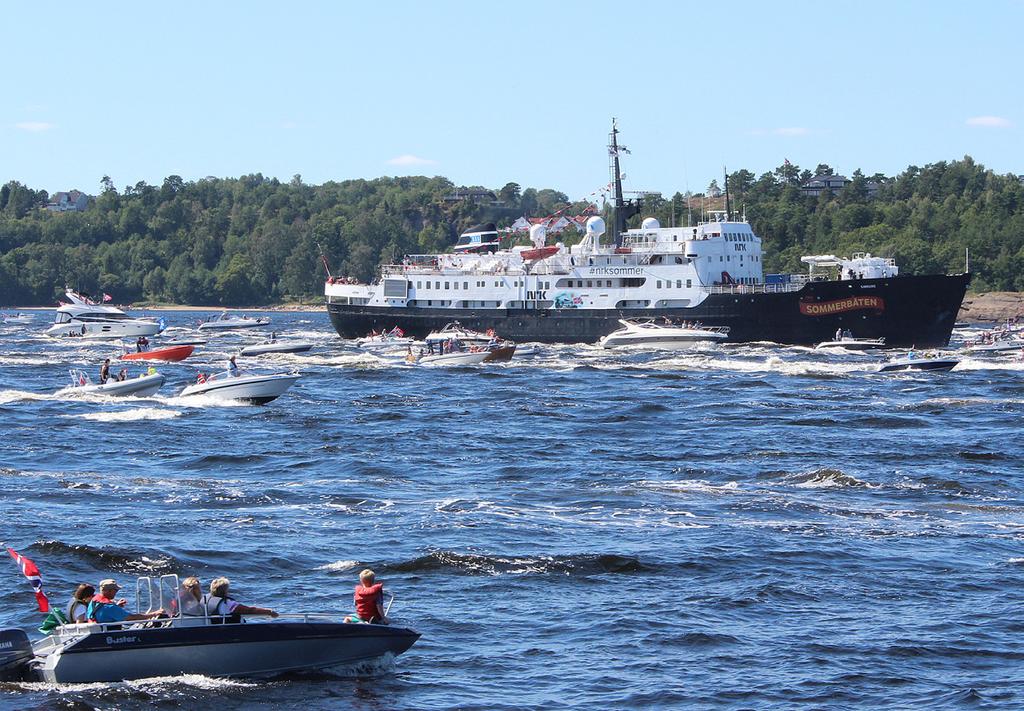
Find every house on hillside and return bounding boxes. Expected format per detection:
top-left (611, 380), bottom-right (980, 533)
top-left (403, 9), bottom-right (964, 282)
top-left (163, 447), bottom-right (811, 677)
top-left (45, 190), bottom-right (91, 212)
top-left (801, 175), bottom-right (851, 197)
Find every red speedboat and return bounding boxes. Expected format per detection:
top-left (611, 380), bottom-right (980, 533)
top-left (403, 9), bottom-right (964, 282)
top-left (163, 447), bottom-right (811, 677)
top-left (120, 344), bottom-right (194, 362)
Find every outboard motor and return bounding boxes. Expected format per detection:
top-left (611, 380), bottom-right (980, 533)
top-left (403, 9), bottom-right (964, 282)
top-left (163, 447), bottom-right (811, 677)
top-left (0, 628), bottom-right (34, 681)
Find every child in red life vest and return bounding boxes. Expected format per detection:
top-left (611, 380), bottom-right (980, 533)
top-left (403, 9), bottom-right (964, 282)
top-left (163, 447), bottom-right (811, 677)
top-left (349, 568), bottom-right (387, 624)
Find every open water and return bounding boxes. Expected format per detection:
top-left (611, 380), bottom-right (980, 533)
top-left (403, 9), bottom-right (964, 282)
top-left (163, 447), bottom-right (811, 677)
top-left (1, 310), bottom-right (1024, 709)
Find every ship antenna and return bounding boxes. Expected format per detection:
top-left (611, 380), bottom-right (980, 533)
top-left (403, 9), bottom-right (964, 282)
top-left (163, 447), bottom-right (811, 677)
top-left (723, 166), bottom-right (731, 221)
top-left (608, 118), bottom-right (640, 248)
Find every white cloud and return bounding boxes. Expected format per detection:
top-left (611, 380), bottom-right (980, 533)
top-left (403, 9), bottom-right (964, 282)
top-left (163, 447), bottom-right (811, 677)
top-left (15, 121), bottom-right (54, 132)
top-left (966, 115), bottom-right (1012, 128)
top-left (387, 154), bottom-right (436, 166)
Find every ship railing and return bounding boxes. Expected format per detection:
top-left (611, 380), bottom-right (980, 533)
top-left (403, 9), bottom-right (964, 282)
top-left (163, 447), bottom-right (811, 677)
top-left (706, 278), bottom-right (807, 295)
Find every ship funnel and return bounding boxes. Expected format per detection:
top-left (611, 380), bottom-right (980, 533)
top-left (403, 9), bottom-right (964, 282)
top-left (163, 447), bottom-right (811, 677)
top-left (529, 224), bottom-right (547, 248)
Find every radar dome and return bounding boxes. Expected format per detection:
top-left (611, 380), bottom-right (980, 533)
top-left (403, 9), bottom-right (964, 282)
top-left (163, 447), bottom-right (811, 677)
top-left (642, 217), bottom-right (661, 230)
top-left (585, 216), bottom-right (606, 237)
top-left (529, 224), bottom-right (547, 248)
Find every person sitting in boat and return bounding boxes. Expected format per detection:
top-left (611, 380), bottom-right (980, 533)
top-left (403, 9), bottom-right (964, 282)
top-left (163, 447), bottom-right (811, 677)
top-left (405, 346), bottom-right (418, 364)
top-left (117, 368), bottom-right (128, 382)
top-left (66, 583), bottom-right (95, 623)
top-left (201, 577), bottom-right (278, 623)
top-left (99, 358), bottom-right (111, 384)
top-left (228, 355), bottom-right (240, 377)
top-left (347, 569), bottom-right (388, 624)
top-left (87, 579), bottom-right (165, 623)
top-left (136, 335), bottom-right (149, 352)
top-left (177, 576), bottom-right (204, 616)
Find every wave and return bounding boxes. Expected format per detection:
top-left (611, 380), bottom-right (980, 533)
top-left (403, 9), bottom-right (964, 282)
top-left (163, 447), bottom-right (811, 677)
top-left (787, 468), bottom-right (876, 489)
top-left (316, 559), bottom-right (361, 572)
top-left (29, 541), bottom-right (179, 575)
top-left (75, 407), bottom-right (182, 422)
top-left (389, 550), bottom-right (650, 576)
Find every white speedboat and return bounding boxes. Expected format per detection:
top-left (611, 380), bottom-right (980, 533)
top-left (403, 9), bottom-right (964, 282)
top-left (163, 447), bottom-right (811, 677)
top-left (418, 350), bottom-right (491, 366)
top-left (62, 369), bottom-right (165, 397)
top-left (2, 312), bottom-right (34, 324)
top-left (240, 340), bottom-right (314, 356)
top-left (356, 331), bottom-right (416, 351)
top-left (599, 319), bottom-right (730, 349)
top-left (198, 311), bottom-right (271, 331)
top-left (45, 290), bottom-right (162, 339)
top-left (815, 337), bottom-right (886, 350)
top-left (425, 322), bottom-right (516, 362)
top-left (0, 574), bottom-right (419, 683)
top-left (179, 371), bottom-right (299, 404)
top-left (962, 339), bottom-right (1022, 354)
top-left (878, 353), bottom-right (960, 372)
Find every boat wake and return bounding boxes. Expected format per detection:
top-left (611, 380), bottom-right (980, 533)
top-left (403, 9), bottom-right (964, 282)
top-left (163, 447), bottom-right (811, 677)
top-left (74, 407), bottom-right (183, 422)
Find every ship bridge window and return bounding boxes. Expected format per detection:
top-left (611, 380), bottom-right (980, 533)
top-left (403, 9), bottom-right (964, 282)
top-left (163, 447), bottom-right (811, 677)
top-left (464, 282), bottom-right (468, 289)
top-left (444, 282), bottom-right (450, 289)
top-left (416, 281), bottom-right (422, 289)
top-left (586, 281), bottom-right (593, 287)
top-left (687, 279), bottom-right (692, 288)
top-left (676, 280), bottom-right (682, 288)
top-left (656, 280), bottom-right (662, 288)
top-left (453, 282), bottom-right (459, 290)
top-left (435, 281), bottom-right (440, 289)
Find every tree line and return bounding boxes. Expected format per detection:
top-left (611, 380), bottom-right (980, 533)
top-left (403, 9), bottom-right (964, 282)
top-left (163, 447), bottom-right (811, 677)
top-left (0, 156), bottom-right (1021, 306)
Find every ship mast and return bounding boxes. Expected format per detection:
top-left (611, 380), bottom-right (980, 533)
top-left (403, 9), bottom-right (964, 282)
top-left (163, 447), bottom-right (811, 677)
top-left (609, 119), bottom-right (641, 248)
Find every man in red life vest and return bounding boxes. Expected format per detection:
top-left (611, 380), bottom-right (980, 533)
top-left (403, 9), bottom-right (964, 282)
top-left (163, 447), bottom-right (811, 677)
top-left (350, 569), bottom-right (387, 624)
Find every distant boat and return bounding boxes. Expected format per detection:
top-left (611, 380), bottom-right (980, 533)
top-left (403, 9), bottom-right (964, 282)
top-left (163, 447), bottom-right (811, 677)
top-left (878, 353), bottom-right (960, 372)
top-left (239, 340), bottom-right (314, 356)
top-left (2, 313), bottom-right (34, 324)
top-left (120, 344), bottom-right (195, 362)
top-left (198, 312), bottom-right (271, 331)
top-left (45, 290), bottom-right (161, 339)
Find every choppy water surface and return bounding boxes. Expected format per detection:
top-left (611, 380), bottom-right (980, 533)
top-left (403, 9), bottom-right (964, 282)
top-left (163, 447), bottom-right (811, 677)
top-left (2, 311), bottom-right (1024, 709)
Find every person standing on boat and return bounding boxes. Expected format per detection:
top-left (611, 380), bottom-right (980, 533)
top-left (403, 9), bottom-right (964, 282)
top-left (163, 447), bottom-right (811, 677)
top-left (834, 327), bottom-right (843, 341)
top-left (228, 355), bottom-right (240, 377)
top-left (99, 358), bottom-right (111, 384)
top-left (136, 335), bottom-right (149, 352)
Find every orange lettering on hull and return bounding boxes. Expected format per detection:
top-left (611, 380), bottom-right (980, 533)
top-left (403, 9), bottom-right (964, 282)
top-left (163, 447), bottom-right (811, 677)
top-left (799, 295), bottom-right (885, 316)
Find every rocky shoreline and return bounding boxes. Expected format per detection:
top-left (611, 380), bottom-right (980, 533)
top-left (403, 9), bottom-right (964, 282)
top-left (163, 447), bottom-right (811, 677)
top-left (959, 292), bottom-right (1024, 323)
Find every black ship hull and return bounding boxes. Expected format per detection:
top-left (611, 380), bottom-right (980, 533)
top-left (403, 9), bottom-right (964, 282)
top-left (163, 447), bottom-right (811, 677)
top-left (327, 273), bottom-right (970, 347)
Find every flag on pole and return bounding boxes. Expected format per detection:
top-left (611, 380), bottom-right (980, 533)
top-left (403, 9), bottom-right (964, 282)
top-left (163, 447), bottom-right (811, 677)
top-left (102, 293), bottom-right (112, 302)
top-left (7, 548), bottom-right (49, 612)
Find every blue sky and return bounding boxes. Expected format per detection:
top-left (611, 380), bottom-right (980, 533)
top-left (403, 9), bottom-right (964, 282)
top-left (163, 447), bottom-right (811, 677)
top-left (3, 1), bottom-right (1021, 203)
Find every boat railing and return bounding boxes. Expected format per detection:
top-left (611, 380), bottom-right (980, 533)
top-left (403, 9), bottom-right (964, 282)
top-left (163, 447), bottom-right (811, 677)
top-left (706, 276), bottom-right (808, 295)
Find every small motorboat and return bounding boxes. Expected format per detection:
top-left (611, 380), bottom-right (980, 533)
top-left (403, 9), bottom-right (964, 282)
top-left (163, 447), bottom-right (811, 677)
top-left (357, 328), bottom-right (414, 352)
top-left (240, 340), bottom-right (314, 356)
top-left (418, 350), bottom-right (491, 366)
top-left (815, 337), bottom-right (886, 350)
top-left (599, 319), bottom-right (730, 349)
top-left (425, 322), bottom-right (515, 361)
top-left (962, 339), bottom-right (1023, 354)
top-left (2, 312), bottom-right (34, 324)
top-left (0, 574), bottom-right (419, 683)
top-left (198, 311), bottom-right (271, 331)
top-left (120, 344), bottom-right (195, 362)
top-left (179, 371), bottom-right (299, 404)
top-left (62, 369), bottom-right (165, 397)
top-left (878, 353), bottom-right (960, 372)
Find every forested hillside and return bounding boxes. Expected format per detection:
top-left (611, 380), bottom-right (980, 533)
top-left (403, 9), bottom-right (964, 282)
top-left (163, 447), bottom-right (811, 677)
top-left (1, 156), bottom-right (1022, 306)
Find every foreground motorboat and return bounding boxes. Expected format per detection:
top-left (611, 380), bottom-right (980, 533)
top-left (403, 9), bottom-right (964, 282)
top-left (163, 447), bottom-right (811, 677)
top-left (240, 340), bottom-right (314, 356)
top-left (425, 322), bottom-right (516, 361)
top-left (0, 575), bottom-right (419, 683)
top-left (45, 290), bottom-right (162, 339)
top-left (815, 337), bottom-right (886, 350)
top-left (120, 344), bottom-right (195, 362)
top-left (599, 319), bottom-right (730, 349)
top-left (878, 353), bottom-right (960, 372)
top-left (198, 311), bottom-right (271, 331)
top-left (62, 369), bottom-right (165, 397)
top-left (179, 372), bottom-right (299, 404)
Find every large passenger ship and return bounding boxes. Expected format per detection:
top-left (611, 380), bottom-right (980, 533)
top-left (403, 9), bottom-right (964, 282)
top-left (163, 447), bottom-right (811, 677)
top-left (325, 125), bottom-right (970, 347)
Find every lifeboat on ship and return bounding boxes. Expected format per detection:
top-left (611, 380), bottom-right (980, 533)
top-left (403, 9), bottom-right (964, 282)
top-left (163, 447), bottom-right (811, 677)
top-left (520, 246), bottom-right (559, 261)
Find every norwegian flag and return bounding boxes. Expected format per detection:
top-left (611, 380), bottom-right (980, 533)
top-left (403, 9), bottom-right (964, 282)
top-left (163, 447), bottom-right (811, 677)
top-left (102, 293), bottom-right (113, 303)
top-left (7, 548), bottom-right (49, 612)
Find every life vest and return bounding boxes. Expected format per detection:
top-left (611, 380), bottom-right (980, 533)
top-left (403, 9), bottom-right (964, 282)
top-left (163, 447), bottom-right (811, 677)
top-left (202, 594), bottom-right (241, 624)
top-left (353, 583), bottom-right (383, 622)
top-left (86, 594), bottom-right (115, 622)
top-left (66, 598), bottom-right (88, 623)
